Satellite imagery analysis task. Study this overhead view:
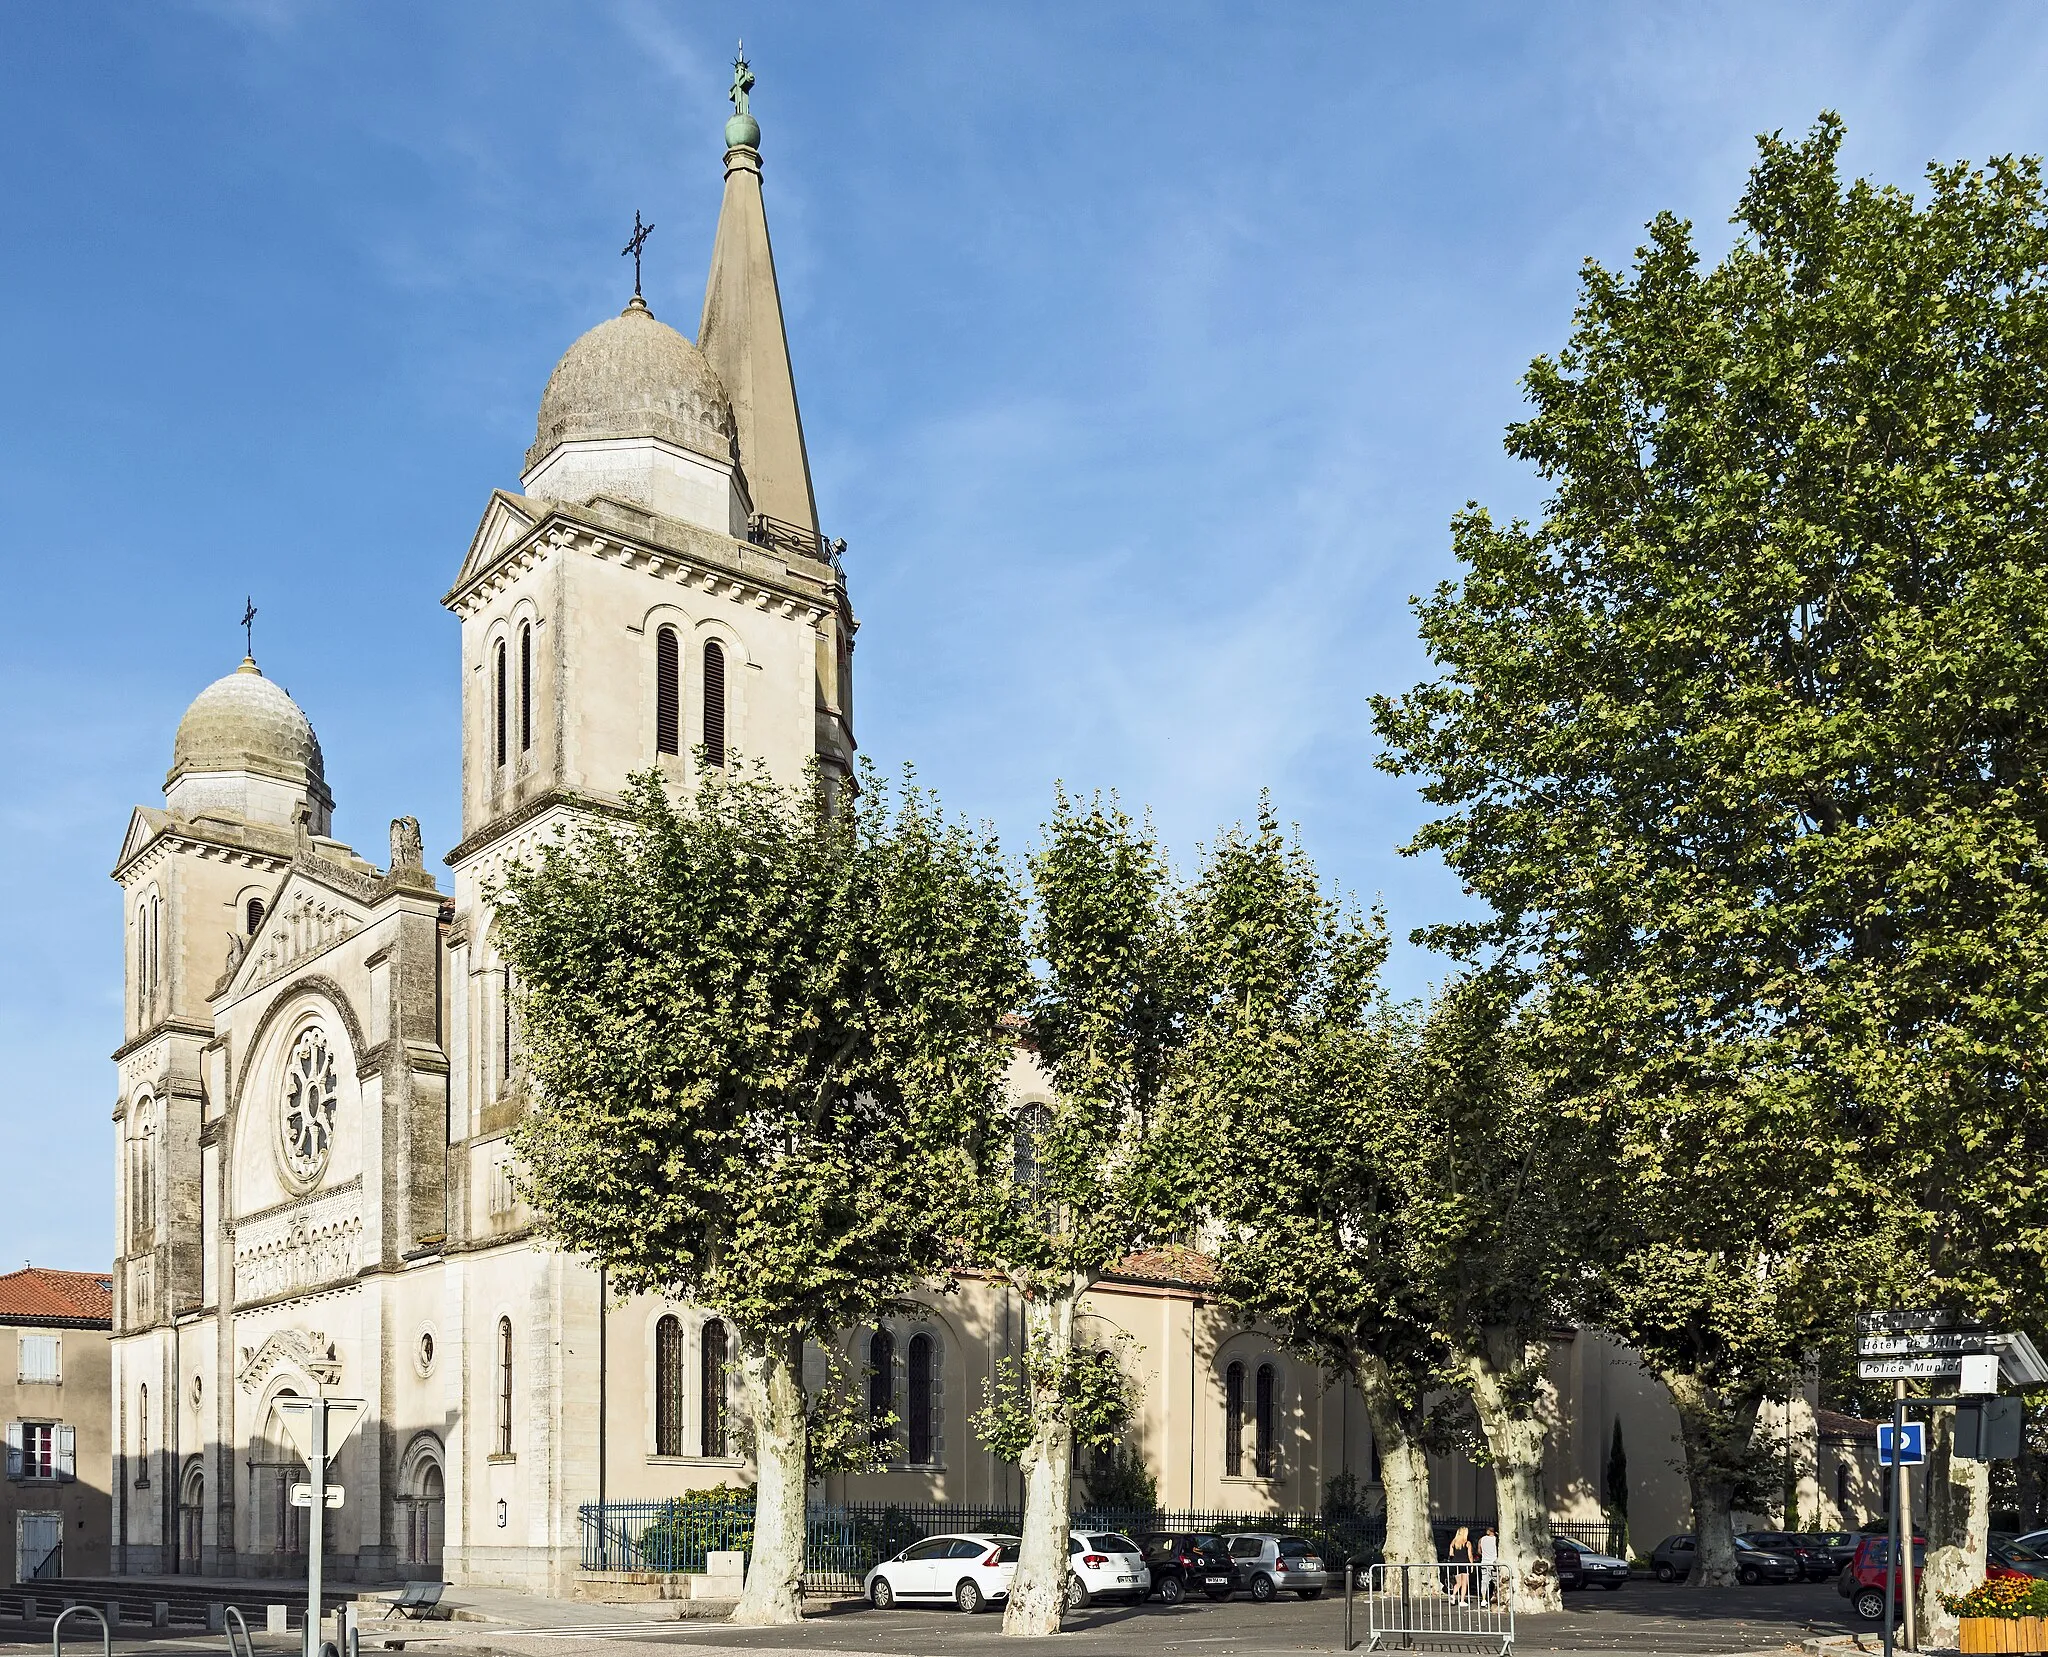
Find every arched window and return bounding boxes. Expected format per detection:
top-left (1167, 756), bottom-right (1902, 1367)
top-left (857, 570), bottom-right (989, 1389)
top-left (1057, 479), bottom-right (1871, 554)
top-left (700, 1319), bottom-right (728, 1458)
top-left (654, 1315), bottom-right (686, 1457)
top-left (500, 967), bottom-right (514, 1082)
top-left (518, 622), bottom-right (533, 753)
top-left (136, 907), bottom-right (148, 1017)
top-left (907, 1333), bottom-right (935, 1466)
top-left (702, 640), bottom-right (726, 766)
top-left (494, 641), bottom-right (508, 768)
top-left (1013, 1103), bottom-right (1052, 1190)
top-left (655, 626), bottom-right (680, 756)
top-left (1835, 1461), bottom-right (1850, 1509)
top-left (496, 1318), bottom-right (514, 1455)
top-left (149, 894), bottom-right (160, 996)
top-left (132, 1101), bottom-right (157, 1242)
top-left (137, 1383), bottom-right (149, 1481)
top-left (245, 897), bottom-right (265, 935)
top-left (868, 1328), bottom-right (896, 1452)
top-left (1255, 1362), bottom-right (1277, 1477)
top-left (1224, 1361), bottom-right (1245, 1477)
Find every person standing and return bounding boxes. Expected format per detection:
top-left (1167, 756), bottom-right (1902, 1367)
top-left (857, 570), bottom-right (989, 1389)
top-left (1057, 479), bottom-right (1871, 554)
top-left (1479, 1526), bottom-right (1499, 1604)
top-left (1448, 1525), bottom-right (1475, 1603)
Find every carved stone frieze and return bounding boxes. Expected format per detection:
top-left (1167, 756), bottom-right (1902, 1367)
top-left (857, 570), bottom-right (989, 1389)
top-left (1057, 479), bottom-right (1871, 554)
top-left (232, 1179), bottom-right (364, 1307)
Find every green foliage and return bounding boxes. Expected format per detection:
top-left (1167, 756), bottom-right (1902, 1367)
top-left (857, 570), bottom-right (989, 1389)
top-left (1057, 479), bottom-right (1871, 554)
top-left (803, 1347), bottom-right (896, 1482)
top-left (490, 758), bottom-right (1028, 1342)
top-left (971, 1336), bottom-right (1138, 1466)
top-left (1085, 1445), bottom-right (1159, 1512)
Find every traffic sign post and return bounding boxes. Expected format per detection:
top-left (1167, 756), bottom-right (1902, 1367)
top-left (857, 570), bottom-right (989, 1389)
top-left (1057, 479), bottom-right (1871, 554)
top-left (1877, 1421), bottom-right (1926, 1466)
top-left (271, 1398), bottom-right (366, 1657)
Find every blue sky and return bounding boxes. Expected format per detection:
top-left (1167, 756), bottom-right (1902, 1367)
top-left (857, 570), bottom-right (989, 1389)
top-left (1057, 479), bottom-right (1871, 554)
top-left (5, 1), bottom-right (2047, 1266)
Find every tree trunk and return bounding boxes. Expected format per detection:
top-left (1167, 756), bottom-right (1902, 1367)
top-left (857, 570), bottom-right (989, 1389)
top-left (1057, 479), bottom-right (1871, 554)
top-left (1661, 1369), bottom-right (1759, 1591)
top-left (1462, 1326), bottom-right (1560, 1614)
top-left (1003, 1290), bottom-right (1077, 1637)
top-left (1918, 1405), bottom-right (1989, 1650)
top-left (1356, 1354), bottom-right (1435, 1569)
top-left (733, 1330), bottom-right (809, 1626)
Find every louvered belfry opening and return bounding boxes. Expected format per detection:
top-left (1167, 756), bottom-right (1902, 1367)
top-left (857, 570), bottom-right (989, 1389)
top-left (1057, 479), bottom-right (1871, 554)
top-left (702, 640), bottom-right (727, 766)
top-left (519, 623), bottom-right (533, 752)
top-left (655, 626), bottom-right (681, 756)
top-left (494, 642), bottom-right (508, 767)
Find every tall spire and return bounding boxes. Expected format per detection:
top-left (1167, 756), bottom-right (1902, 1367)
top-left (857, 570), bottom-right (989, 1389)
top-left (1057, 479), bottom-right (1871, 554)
top-left (699, 47), bottom-right (820, 541)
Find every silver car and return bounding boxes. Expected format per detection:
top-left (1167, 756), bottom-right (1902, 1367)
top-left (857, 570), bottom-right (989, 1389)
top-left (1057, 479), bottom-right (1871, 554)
top-left (1223, 1532), bottom-right (1331, 1600)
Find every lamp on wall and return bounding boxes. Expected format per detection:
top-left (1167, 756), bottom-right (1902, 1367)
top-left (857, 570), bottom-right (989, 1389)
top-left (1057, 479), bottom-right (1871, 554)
top-left (496, 1500), bottom-right (508, 1529)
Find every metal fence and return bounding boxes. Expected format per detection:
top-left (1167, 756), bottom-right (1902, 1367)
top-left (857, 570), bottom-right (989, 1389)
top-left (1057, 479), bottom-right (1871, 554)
top-left (1356, 1562), bottom-right (1514, 1655)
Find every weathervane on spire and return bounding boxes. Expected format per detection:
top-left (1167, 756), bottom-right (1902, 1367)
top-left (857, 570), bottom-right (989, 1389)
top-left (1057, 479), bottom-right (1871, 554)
top-left (729, 42), bottom-right (754, 117)
top-left (241, 596), bottom-right (258, 658)
top-left (621, 210), bottom-right (654, 299)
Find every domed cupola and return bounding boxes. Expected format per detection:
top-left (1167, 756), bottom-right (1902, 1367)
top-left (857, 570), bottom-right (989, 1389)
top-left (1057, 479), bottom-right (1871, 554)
top-left (166, 657), bottom-right (333, 834)
top-left (520, 296), bottom-right (749, 535)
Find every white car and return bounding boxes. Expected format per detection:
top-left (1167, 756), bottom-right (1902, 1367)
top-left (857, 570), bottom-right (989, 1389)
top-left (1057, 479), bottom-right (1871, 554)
top-left (1066, 1530), bottom-right (1151, 1608)
top-left (865, 1532), bottom-right (1018, 1613)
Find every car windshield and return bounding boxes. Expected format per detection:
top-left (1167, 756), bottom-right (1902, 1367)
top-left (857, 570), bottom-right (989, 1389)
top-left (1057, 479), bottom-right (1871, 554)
top-left (2002, 1541), bottom-right (2048, 1563)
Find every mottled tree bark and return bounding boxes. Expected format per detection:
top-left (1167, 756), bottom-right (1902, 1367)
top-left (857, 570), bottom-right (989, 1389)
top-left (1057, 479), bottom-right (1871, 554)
top-left (1463, 1327), bottom-right (1560, 1614)
top-left (1661, 1370), bottom-right (1760, 1591)
top-left (1356, 1355), bottom-right (1435, 1571)
top-left (733, 1331), bottom-right (808, 1626)
top-left (1003, 1292), bottom-right (1077, 1637)
top-left (1918, 1406), bottom-right (1989, 1650)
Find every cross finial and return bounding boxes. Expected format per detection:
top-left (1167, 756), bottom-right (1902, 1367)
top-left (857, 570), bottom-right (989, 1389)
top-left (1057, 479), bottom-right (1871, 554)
top-left (621, 210), bottom-right (654, 299)
top-left (241, 596), bottom-right (258, 659)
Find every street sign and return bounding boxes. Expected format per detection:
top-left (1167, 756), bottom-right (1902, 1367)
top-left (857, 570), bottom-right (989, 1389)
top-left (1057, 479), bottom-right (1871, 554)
top-left (1858, 1331), bottom-right (1997, 1357)
top-left (271, 1397), bottom-right (366, 1468)
top-left (1857, 1310), bottom-right (1982, 1335)
top-left (1861, 1356), bottom-right (1964, 1381)
top-left (1878, 1421), bottom-right (1926, 1467)
top-left (289, 1483), bottom-right (344, 1509)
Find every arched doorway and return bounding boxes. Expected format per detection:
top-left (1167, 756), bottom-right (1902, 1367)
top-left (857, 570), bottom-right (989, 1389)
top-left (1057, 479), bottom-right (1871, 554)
top-left (179, 1459), bottom-right (205, 1573)
top-left (251, 1388), bottom-right (305, 1560)
top-left (397, 1437), bottom-right (445, 1573)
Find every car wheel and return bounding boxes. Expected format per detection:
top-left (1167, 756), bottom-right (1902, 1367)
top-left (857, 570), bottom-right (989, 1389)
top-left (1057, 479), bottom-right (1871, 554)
top-left (1066, 1574), bottom-right (1091, 1611)
top-left (1205, 1586), bottom-right (1233, 1602)
top-left (1654, 1564), bottom-right (1674, 1583)
top-left (1297, 1588), bottom-right (1324, 1600)
top-left (1250, 1574), bottom-right (1276, 1603)
top-left (1854, 1587), bottom-right (1888, 1622)
top-left (1155, 1575), bottom-right (1185, 1606)
top-left (869, 1576), bottom-right (895, 1610)
top-left (955, 1580), bottom-right (984, 1615)
top-left (1739, 1566), bottom-right (1760, 1586)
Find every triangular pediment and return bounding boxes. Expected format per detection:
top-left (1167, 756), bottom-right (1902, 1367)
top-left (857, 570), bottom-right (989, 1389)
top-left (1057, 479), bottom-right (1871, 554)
top-left (453, 489), bottom-right (541, 591)
top-left (216, 864), bottom-right (374, 1003)
top-left (112, 806), bottom-right (171, 878)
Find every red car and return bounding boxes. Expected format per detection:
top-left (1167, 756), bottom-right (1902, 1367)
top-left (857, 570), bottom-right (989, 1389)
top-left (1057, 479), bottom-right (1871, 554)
top-left (1840, 1536), bottom-right (2034, 1621)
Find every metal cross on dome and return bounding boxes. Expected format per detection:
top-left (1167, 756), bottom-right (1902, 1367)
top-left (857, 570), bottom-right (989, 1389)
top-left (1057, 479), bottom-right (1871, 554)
top-left (622, 210), bottom-right (654, 299)
top-left (241, 596), bottom-right (257, 657)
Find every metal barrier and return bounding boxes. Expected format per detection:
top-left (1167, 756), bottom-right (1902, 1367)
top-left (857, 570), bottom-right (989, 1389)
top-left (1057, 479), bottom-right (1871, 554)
top-left (1358, 1563), bottom-right (1513, 1655)
top-left (224, 1604), bottom-right (255, 1657)
top-left (51, 1604), bottom-right (109, 1657)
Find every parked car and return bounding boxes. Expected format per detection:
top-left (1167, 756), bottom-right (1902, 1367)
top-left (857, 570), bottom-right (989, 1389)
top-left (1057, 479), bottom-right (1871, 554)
top-left (1799, 1531), bottom-right (1867, 1573)
top-left (1739, 1530), bottom-right (1837, 1581)
top-left (1732, 1537), bottom-right (1804, 1585)
top-left (1065, 1531), bottom-right (1150, 1608)
top-left (1555, 1539), bottom-right (1630, 1591)
top-left (1137, 1532), bottom-right (1236, 1604)
top-left (865, 1533), bottom-right (1020, 1613)
top-left (1838, 1536), bottom-right (1927, 1622)
top-left (1219, 1533), bottom-right (1333, 1601)
top-left (1991, 1538), bottom-right (2048, 1581)
top-left (1649, 1534), bottom-right (1696, 1582)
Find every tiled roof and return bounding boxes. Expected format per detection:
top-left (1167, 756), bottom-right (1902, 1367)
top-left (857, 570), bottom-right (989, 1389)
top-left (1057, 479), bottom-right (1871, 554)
top-left (1106, 1245), bottom-right (1219, 1289)
top-left (1816, 1406), bottom-right (1879, 1441)
top-left (0, 1267), bottom-right (114, 1327)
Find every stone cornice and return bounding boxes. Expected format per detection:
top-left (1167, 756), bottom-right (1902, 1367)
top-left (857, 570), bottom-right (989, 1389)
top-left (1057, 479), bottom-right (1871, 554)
top-left (113, 813), bottom-right (295, 884)
top-left (109, 1018), bottom-right (213, 1065)
top-left (443, 787), bottom-right (628, 870)
top-left (443, 499), bottom-right (846, 631)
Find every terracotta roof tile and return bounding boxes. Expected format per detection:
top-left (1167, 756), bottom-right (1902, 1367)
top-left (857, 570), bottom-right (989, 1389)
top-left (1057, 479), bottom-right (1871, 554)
top-left (0, 1267), bottom-right (114, 1327)
top-left (1816, 1406), bottom-right (1880, 1440)
top-left (1108, 1245), bottom-right (1219, 1289)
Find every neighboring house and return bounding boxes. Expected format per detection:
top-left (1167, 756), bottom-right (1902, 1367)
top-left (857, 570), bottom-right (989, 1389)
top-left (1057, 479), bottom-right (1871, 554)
top-left (1817, 1407), bottom-right (1892, 1530)
top-left (0, 1268), bottom-right (112, 1583)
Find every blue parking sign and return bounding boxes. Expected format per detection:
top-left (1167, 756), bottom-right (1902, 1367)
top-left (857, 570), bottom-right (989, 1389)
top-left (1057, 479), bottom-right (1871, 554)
top-left (1879, 1422), bottom-right (1925, 1466)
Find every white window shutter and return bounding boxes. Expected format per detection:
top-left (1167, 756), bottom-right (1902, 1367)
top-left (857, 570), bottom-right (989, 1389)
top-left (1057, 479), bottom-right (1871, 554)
top-left (6, 1423), bottom-right (21, 1479)
top-left (56, 1425), bottom-right (74, 1481)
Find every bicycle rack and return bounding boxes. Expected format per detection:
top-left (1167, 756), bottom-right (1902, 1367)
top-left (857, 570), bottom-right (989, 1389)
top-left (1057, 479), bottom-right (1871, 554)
top-left (52, 1603), bottom-right (109, 1657)
top-left (224, 1604), bottom-right (255, 1657)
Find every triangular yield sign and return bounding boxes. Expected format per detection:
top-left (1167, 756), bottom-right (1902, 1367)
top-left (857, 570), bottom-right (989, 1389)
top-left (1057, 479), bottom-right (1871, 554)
top-left (271, 1397), bottom-right (368, 1468)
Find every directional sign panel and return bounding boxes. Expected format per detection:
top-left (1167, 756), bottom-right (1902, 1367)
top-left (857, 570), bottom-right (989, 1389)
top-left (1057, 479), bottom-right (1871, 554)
top-left (1858, 1332), bottom-right (1996, 1358)
top-left (289, 1483), bottom-right (345, 1509)
top-left (1857, 1310), bottom-right (1981, 1335)
top-left (1878, 1422), bottom-right (1926, 1467)
top-left (1861, 1356), bottom-right (1964, 1381)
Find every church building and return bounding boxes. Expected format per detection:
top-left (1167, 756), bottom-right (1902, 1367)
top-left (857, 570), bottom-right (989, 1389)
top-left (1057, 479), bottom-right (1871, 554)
top-left (106, 70), bottom-right (1805, 1593)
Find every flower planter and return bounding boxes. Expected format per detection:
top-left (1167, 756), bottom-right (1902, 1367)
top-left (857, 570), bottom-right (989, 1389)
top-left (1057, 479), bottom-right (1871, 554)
top-left (1961, 1616), bottom-right (2048, 1654)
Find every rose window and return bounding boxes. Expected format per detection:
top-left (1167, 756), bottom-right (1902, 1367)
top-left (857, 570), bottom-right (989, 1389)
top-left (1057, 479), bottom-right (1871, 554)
top-left (280, 1027), bottom-right (338, 1183)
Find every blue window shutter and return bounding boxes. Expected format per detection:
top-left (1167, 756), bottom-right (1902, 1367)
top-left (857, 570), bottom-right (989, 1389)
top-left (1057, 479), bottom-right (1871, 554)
top-left (56, 1425), bottom-right (74, 1481)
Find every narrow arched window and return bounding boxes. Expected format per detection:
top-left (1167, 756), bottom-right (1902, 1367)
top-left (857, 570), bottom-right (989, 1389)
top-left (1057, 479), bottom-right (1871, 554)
top-left (1013, 1103), bottom-right (1052, 1190)
top-left (1225, 1361), bottom-right (1245, 1477)
top-left (907, 1333), bottom-right (934, 1466)
top-left (138, 1384), bottom-right (150, 1478)
top-left (1835, 1461), bottom-right (1850, 1508)
top-left (868, 1328), bottom-right (896, 1452)
top-left (496, 1318), bottom-right (514, 1455)
top-left (500, 967), bottom-right (513, 1082)
top-left (1255, 1362), bottom-right (1277, 1477)
top-left (148, 894), bottom-right (161, 996)
top-left (655, 627), bottom-right (680, 756)
top-left (518, 623), bottom-right (533, 752)
top-left (654, 1315), bottom-right (686, 1457)
top-left (700, 1319), bottom-right (728, 1458)
top-left (135, 910), bottom-right (148, 1018)
top-left (702, 640), bottom-right (726, 766)
top-left (494, 642), bottom-right (508, 768)
top-left (132, 1101), bottom-right (157, 1243)
top-left (246, 897), bottom-right (265, 935)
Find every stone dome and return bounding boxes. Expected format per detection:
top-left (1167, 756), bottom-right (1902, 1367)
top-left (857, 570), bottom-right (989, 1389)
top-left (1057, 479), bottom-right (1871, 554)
top-left (525, 296), bottom-right (738, 473)
top-left (170, 658), bottom-right (326, 787)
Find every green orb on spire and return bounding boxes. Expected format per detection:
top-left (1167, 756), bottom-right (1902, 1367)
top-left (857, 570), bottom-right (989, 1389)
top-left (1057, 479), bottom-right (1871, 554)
top-left (725, 43), bottom-right (759, 149)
